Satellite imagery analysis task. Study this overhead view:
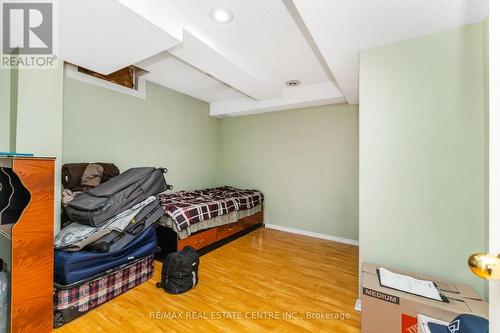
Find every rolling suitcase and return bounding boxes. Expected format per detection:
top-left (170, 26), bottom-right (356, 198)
top-left (53, 255), bottom-right (154, 328)
top-left (55, 196), bottom-right (159, 252)
top-left (54, 226), bottom-right (156, 285)
top-left (65, 167), bottom-right (171, 227)
top-left (86, 198), bottom-right (164, 253)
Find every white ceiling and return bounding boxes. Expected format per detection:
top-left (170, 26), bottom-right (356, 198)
top-left (291, 0), bottom-right (489, 104)
top-left (170, 30), bottom-right (281, 100)
top-left (168, 0), bottom-right (331, 90)
top-left (137, 52), bottom-right (246, 103)
top-left (59, 0), bottom-right (180, 74)
top-left (58, 0), bottom-right (489, 117)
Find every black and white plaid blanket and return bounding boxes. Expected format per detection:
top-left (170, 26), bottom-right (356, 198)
top-left (158, 186), bottom-right (264, 231)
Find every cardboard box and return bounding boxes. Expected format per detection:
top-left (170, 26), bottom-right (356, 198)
top-left (417, 314), bottom-right (449, 333)
top-left (361, 262), bottom-right (488, 333)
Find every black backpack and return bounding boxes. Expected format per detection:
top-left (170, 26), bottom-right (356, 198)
top-left (156, 246), bottom-right (199, 294)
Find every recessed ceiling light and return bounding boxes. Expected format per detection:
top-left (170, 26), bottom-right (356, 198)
top-left (286, 80), bottom-right (301, 87)
top-left (209, 8), bottom-right (234, 24)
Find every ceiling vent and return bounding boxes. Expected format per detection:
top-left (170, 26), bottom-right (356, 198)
top-left (286, 80), bottom-right (301, 87)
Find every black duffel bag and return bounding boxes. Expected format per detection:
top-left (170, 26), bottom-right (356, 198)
top-left (156, 246), bottom-right (199, 294)
top-left (65, 167), bottom-right (171, 227)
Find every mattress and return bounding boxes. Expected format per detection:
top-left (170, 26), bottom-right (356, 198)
top-left (158, 186), bottom-right (264, 232)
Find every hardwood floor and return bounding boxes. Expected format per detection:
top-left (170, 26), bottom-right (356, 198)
top-left (56, 228), bottom-right (361, 333)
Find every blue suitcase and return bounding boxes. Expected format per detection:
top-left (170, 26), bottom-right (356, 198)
top-left (54, 226), bottom-right (157, 285)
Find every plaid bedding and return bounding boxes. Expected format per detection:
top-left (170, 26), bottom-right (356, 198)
top-left (158, 186), bottom-right (264, 231)
top-left (54, 255), bottom-right (154, 327)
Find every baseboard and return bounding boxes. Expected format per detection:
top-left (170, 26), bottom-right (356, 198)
top-left (264, 224), bottom-right (359, 246)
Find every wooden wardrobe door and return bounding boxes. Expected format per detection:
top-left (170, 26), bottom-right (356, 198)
top-left (10, 159), bottom-right (54, 333)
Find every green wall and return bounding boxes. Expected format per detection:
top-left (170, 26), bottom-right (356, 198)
top-left (0, 65), bottom-right (20, 153)
top-left (16, 66), bottom-right (64, 157)
top-left (0, 69), bottom-right (9, 152)
top-left (9, 65), bottom-right (18, 152)
top-left (359, 23), bottom-right (488, 296)
top-left (63, 77), bottom-right (359, 240)
top-left (62, 77), bottom-right (220, 191)
top-left (219, 104), bottom-right (359, 241)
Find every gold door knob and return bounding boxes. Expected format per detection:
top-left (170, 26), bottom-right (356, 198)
top-left (468, 253), bottom-right (500, 280)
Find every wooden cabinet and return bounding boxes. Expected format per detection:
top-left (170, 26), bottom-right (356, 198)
top-left (0, 157), bottom-right (55, 333)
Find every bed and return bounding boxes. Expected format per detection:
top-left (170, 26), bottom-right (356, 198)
top-left (155, 186), bottom-right (264, 257)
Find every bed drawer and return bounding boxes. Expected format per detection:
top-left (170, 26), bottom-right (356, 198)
top-left (217, 222), bottom-right (245, 240)
top-left (177, 228), bottom-right (218, 251)
top-left (240, 211), bottom-right (263, 228)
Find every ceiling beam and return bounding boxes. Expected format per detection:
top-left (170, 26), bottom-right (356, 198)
top-left (210, 81), bottom-right (345, 117)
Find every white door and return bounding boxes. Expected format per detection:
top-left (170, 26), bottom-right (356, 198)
top-left (490, 0), bottom-right (499, 331)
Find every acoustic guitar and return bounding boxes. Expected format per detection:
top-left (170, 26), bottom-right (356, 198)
top-left (0, 167), bottom-right (14, 222)
top-left (0, 167), bottom-right (31, 225)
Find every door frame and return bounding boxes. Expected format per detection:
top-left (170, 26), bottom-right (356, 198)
top-left (489, 0), bottom-right (499, 329)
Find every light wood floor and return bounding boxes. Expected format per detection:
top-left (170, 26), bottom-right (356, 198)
top-left (56, 228), bottom-right (361, 333)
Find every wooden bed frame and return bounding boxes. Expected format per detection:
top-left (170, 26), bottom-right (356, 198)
top-left (155, 210), bottom-right (264, 259)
